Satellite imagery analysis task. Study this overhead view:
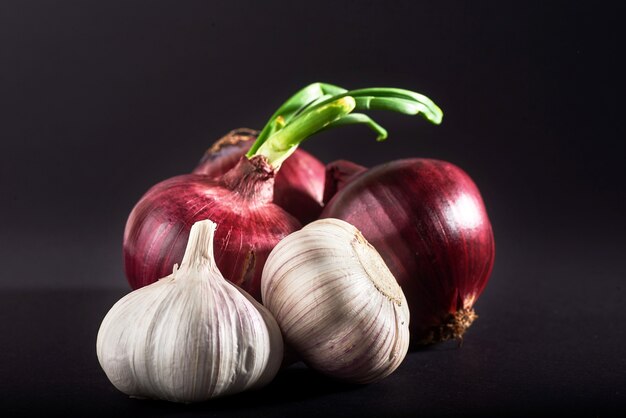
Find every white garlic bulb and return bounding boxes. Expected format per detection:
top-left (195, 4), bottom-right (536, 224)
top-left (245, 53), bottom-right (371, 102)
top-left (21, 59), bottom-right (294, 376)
top-left (261, 218), bottom-right (410, 384)
top-left (96, 219), bottom-right (283, 403)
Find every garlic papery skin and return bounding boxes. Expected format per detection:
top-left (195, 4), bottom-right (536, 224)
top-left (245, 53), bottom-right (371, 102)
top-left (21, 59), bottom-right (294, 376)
top-left (261, 218), bottom-right (410, 384)
top-left (96, 219), bottom-right (283, 403)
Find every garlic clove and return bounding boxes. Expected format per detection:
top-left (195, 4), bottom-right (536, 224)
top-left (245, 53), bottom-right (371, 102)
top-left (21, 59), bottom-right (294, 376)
top-left (97, 219), bottom-right (283, 403)
top-left (261, 218), bottom-right (410, 384)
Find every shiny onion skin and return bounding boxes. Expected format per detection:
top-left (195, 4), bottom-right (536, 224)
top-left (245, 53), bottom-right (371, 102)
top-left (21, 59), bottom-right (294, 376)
top-left (322, 159), bottom-right (367, 205)
top-left (321, 158), bottom-right (495, 345)
top-left (124, 156), bottom-right (301, 300)
top-left (193, 129), bottom-right (326, 224)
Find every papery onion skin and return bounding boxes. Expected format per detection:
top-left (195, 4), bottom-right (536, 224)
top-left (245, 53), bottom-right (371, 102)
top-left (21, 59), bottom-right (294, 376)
top-left (321, 158), bottom-right (495, 345)
top-left (193, 129), bottom-right (326, 224)
top-left (124, 156), bottom-right (301, 300)
top-left (193, 128), bottom-right (258, 178)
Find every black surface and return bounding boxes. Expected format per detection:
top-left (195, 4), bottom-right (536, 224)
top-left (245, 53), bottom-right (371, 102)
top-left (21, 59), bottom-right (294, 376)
top-left (1, 281), bottom-right (624, 417)
top-left (1, 0), bottom-right (625, 416)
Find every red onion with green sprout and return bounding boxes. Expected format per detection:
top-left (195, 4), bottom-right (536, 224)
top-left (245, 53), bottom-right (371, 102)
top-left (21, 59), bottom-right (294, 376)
top-left (123, 83), bottom-right (443, 300)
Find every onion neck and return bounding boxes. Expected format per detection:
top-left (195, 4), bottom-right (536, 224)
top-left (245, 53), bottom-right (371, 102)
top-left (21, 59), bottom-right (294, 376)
top-left (207, 128), bottom-right (258, 155)
top-left (220, 155), bottom-right (276, 205)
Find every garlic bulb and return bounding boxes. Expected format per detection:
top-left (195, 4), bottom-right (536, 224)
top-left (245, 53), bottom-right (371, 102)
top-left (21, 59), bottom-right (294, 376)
top-left (96, 219), bottom-right (283, 403)
top-left (261, 218), bottom-right (410, 384)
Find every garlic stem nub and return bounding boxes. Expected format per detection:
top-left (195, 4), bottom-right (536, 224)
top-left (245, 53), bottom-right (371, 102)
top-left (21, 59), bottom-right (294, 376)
top-left (97, 219), bottom-right (283, 403)
top-left (179, 219), bottom-right (218, 269)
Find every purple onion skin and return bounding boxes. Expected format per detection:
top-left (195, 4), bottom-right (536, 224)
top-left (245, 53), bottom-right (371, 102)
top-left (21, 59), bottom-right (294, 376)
top-left (192, 129), bottom-right (255, 178)
top-left (124, 156), bottom-right (301, 301)
top-left (321, 158), bottom-right (495, 344)
top-left (322, 159), bottom-right (368, 205)
top-left (193, 129), bottom-right (325, 224)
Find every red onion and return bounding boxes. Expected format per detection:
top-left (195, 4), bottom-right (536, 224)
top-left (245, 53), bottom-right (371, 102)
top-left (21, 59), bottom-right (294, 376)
top-left (123, 83), bottom-right (443, 300)
top-left (322, 159), bottom-right (367, 205)
top-left (124, 156), bottom-right (300, 300)
top-left (193, 128), bottom-right (326, 224)
top-left (321, 158), bottom-right (495, 344)
top-left (192, 128), bottom-right (258, 177)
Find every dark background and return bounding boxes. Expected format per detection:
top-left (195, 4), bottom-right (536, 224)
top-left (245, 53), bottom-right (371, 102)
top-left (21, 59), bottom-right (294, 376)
top-left (1, 1), bottom-right (624, 416)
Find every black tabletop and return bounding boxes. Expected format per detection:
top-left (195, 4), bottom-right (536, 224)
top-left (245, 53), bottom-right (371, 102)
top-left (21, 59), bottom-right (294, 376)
top-left (2, 258), bottom-right (624, 417)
